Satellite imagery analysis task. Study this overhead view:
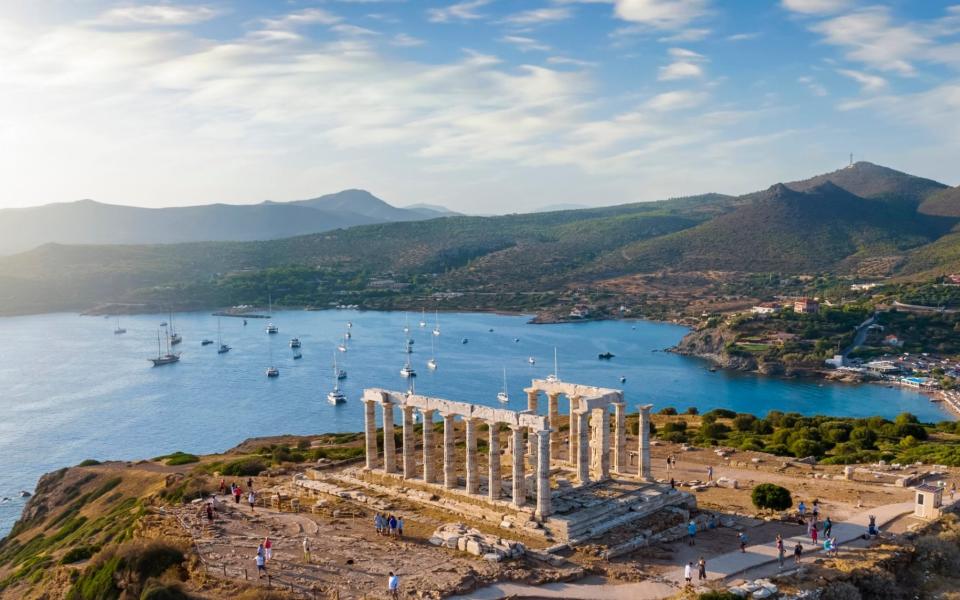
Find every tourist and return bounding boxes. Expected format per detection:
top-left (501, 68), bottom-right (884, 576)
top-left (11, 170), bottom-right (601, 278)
top-left (255, 552), bottom-right (267, 579)
top-left (697, 557), bottom-right (707, 581)
top-left (264, 537), bottom-right (273, 562)
top-left (248, 490), bottom-right (256, 512)
top-left (776, 535), bottom-right (785, 569)
top-left (257, 543), bottom-right (265, 559)
top-left (397, 516), bottom-right (404, 537)
top-left (707, 465), bottom-right (713, 482)
top-left (687, 520), bottom-right (697, 546)
top-left (810, 523), bottom-right (818, 545)
top-left (812, 499), bottom-right (820, 521)
top-left (233, 485), bottom-right (241, 504)
top-left (683, 562), bottom-right (692, 586)
top-left (798, 500), bottom-right (806, 520)
top-left (823, 537), bottom-right (832, 555)
top-left (951, 482), bottom-right (956, 500)
top-left (867, 515), bottom-right (878, 537)
top-left (247, 477), bottom-right (253, 490)
top-left (738, 531), bottom-right (748, 553)
top-left (205, 501), bottom-right (214, 522)
top-left (670, 477), bottom-right (676, 489)
top-left (302, 537), bottom-right (311, 563)
top-left (794, 542), bottom-right (803, 565)
top-left (389, 514), bottom-right (398, 536)
top-left (219, 479), bottom-right (226, 496)
top-left (823, 516), bottom-right (833, 538)
top-left (829, 537), bottom-right (839, 557)
top-left (375, 513), bottom-right (383, 535)
top-left (388, 571), bottom-right (400, 599)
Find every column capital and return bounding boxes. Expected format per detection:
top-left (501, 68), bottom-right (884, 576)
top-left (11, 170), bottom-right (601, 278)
top-left (638, 403), bottom-right (653, 415)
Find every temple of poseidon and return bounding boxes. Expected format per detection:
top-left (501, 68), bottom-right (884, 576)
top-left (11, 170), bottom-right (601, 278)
top-left (296, 378), bottom-right (695, 545)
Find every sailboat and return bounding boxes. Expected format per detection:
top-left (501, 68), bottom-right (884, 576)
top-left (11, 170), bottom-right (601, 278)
top-left (545, 347), bottom-right (559, 383)
top-left (528, 356), bottom-right (536, 365)
top-left (328, 353), bottom-right (347, 404)
top-left (265, 295), bottom-right (278, 334)
top-left (338, 333), bottom-right (348, 352)
top-left (149, 330), bottom-right (181, 366)
top-left (403, 312), bottom-right (410, 334)
top-left (497, 368), bottom-right (509, 403)
top-left (265, 336), bottom-right (279, 377)
top-left (400, 343), bottom-right (417, 378)
top-left (427, 334), bottom-right (438, 370)
top-left (113, 318), bottom-right (126, 335)
top-left (432, 310), bottom-right (440, 336)
top-left (217, 318), bottom-right (231, 354)
top-left (419, 309), bottom-right (427, 328)
top-left (168, 312), bottom-right (182, 345)
top-left (289, 337), bottom-right (301, 348)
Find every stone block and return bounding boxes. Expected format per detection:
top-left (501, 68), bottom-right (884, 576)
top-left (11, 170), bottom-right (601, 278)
top-left (499, 520), bottom-right (513, 529)
top-left (457, 537), bottom-right (468, 551)
top-left (465, 540), bottom-right (483, 555)
top-left (483, 553), bottom-right (502, 562)
top-left (428, 536), bottom-right (443, 546)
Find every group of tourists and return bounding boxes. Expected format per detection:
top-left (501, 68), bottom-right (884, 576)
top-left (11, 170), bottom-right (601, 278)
top-left (375, 513), bottom-right (404, 537)
top-left (683, 557), bottom-right (708, 585)
top-left (254, 537), bottom-right (273, 579)
top-left (218, 477), bottom-right (257, 511)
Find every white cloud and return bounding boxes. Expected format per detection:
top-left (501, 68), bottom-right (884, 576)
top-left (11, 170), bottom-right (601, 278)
top-left (614, 0), bottom-right (710, 30)
top-left (781, 0), bottom-right (852, 16)
top-left (836, 68), bottom-right (887, 92)
top-left (331, 24), bottom-right (379, 36)
top-left (97, 4), bottom-right (220, 26)
top-left (658, 27), bottom-right (710, 42)
top-left (798, 75), bottom-right (828, 96)
top-left (502, 7), bottom-right (573, 26)
top-left (261, 9), bottom-right (342, 30)
top-left (546, 56), bottom-right (597, 67)
top-left (644, 90), bottom-right (707, 111)
top-left (658, 61), bottom-right (702, 80)
top-left (427, 0), bottom-right (490, 23)
top-left (391, 33), bottom-right (425, 47)
top-left (500, 36), bottom-right (552, 52)
top-left (726, 32), bottom-right (759, 42)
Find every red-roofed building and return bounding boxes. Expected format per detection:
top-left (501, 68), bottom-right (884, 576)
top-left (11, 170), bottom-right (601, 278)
top-left (794, 298), bottom-right (820, 314)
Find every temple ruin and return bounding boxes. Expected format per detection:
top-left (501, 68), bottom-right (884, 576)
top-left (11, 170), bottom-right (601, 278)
top-left (295, 379), bottom-right (694, 544)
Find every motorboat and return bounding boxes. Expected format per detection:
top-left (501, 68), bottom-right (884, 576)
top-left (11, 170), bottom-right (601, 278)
top-left (201, 339), bottom-right (214, 346)
top-left (290, 337), bottom-right (301, 348)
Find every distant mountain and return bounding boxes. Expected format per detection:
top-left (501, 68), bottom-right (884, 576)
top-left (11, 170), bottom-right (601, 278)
top-left (0, 190), bottom-right (453, 255)
top-left (918, 186), bottom-right (960, 217)
top-left (533, 203), bottom-right (591, 213)
top-left (786, 161), bottom-right (947, 207)
top-left (403, 203), bottom-right (463, 218)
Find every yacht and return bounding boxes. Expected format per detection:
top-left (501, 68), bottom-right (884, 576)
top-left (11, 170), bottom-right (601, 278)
top-left (328, 355), bottom-right (347, 404)
top-left (149, 330), bottom-right (181, 366)
top-left (433, 310), bottom-right (441, 336)
top-left (545, 347), bottom-right (560, 383)
top-left (400, 356), bottom-right (417, 378)
top-left (201, 339), bottom-right (214, 346)
top-left (528, 356), bottom-right (536, 365)
top-left (113, 318), bottom-right (126, 335)
top-left (620, 376), bottom-right (627, 383)
top-left (461, 338), bottom-right (468, 344)
top-left (293, 351), bottom-right (303, 360)
top-left (266, 366), bottom-right (280, 378)
top-left (265, 295), bottom-right (278, 334)
top-left (427, 358), bottom-right (437, 370)
top-left (167, 312), bottom-right (181, 345)
top-left (419, 309), bottom-right (427, 328)
top-left (338, 333), bottom-right (348, 352)
top-left (427, 334), bottom-right (438, 370)
top-left (497, 368), bottom-right (509, 403)
top-left (333, 352), bottom-right (347, 380)
top-left (216, 318), bottom-right (230, 354)
top-left (290, 337), bottom-right (301, 349)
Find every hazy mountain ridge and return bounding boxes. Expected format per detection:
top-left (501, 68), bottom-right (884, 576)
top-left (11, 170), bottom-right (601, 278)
top-left (0, 190), bottom-right (453, 255)
top-left (0, 163), bottom-right (957, 315)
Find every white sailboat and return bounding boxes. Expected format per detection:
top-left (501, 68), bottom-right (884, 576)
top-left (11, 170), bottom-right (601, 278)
top-left (427, 334), bottom-right (438, 370)
top-left (528, 356), bottom-right (536, 365)
top-left (168, 312), bottom-right (181, 345)
top-left (545, 347), bottom-right (559, 383)
top-left (217, 318), bottom-right (231, 354)
top-left (497, 368), bottom-right (509, 403)
top-left (433, 310), bottom-right (440, 336)
top-left (403, 312), bottom-right (410, 334)
top-left (265, 295), bottom-right (278, 334)
top-left (265, 336), bottom-right (279, 377)
top-left (338, 333), bottom-right (348, 352)
top-left (149, 330), bottom-right (180, 366)
top-left (419, 309), bottom-right (427, 328)
top-left (113, 318), bottom-right (126, 335)
top-left (401, 341), bottom-right (417, 378)
top-left (328, 353), bottom-right (347, 404)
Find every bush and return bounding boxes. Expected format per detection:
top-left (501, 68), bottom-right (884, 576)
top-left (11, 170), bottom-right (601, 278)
top-left (686, 406), bottom-right (699, 415)
top-left (78, 459), bottom-right (101, 467)
top-left (658, 407), bottom-right (678, 415)
top-left (140, 580), bottom-right (192, 600)
top-left (155, 452), bottom-right (199, 466)
top-left (221, 458), bottom-right (267, 477)
top-left (705, 408), bottom-right (736, 419)
top-left (733, 414), bottom-right (757, 432)
top-left (60, 545), bottom-right (99, 564)
top-left (698, 592), bottom-right (742, 600)
top-left (821, 581), bottom-right (862, 600)
top-left (751, 483), bottom-right (792, 511)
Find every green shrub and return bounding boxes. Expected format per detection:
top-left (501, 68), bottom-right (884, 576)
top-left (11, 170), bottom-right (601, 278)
top-left (658, 407), bottom-right (678, 415)
top-left (158, 453), bottom-right (199, 466)
top-left (698, 592), bottom-right (743, 600)
top-left (60, 545), bottom-right (99, 564)
top-left (751, 483), bottom-right (792, 511)
top-left (221, 458), bottom-right (267, 477)
top-left (78, 460), bottom-right (101, 467)
top-left (705, 408), bottom-right (736, 419)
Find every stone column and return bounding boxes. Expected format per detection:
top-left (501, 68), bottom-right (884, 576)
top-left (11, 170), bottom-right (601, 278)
top-left (402, 406), bottom-right (416, 479)
top-left (547, 393), bottom-right (560, 458)
top-left (526, 389), bottom-right (539, 458)
top-left (364, 399), bottom-right (378, 470)
top-left (528, 426), bottom-right (539, 489)
top-left (443, 413), bottom-right (456, 489)
top-left (613, 402), bottom-right (627, 474)
top-left (568, 395), bottom-right (581, 465)
top-left (511, 426), bottom-right (525, 507)
top-left (576, 410), bottom-right (590, 485)
top-left (638, 404), bottom-right (653, 481)
top-left (465, 418), bottom-right (479, 494)
top-left (597, 408), bottom-right (611, 481)
top-left (381, 402), bottom-right (396, 473)
top-left (422, 409), bottom-right (436, 483)
top-left (488, 422), bottom-right (501, 501)
top-left (535, 429), bottom-right (551, 519)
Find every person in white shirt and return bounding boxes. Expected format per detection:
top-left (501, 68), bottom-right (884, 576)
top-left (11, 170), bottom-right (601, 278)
top-left (388, 572), bottom-right (399, 598)
top-left (684, 562), bottom-right (693, 585)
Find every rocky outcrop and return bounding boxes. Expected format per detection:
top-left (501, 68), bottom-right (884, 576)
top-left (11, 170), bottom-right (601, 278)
top-left (672, 327), bottom-right (758, 371)
top-left (430, 523), bottom-right (526, 562)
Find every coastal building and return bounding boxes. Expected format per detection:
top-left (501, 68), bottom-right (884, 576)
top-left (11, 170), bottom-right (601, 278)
top-left (750, 302), bottom-right (780, 315)
top-left (825, 355), bottom-right (845, 368)
top-left (569, 305), bottom-right (590, 319)
top-left (900, 376), bottom-right (937, 390)
top-left (793, 298), bottom-right (820, 314)
top-left (914, 483), bottom-right (944, 520)
top-left (865, 360), bottom-right (901, 375)
top-left (883, 335), bottom-right (904, 348)
top-left (851, 283), bottom-right (881, 291)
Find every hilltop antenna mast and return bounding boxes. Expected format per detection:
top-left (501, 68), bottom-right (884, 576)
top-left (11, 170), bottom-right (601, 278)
top-left (849, 153), bottom-right (854, 166)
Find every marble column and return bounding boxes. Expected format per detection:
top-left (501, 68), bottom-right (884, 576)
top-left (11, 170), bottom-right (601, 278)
top-left (613, 402), bottom-right (627, 474)
top-left (568, 395), bottom-right (581, 465)
top-left (443, 413), bottom-right (456, 489)
top-left (526, 389), bottom-right (539, 458)
top-left (364, 399), bottom-right (378, 470)
top-left (465, 418), bottom-right (479, 494)
top-left (488, 422), bottom-right (501, 501)
top-left (535, 429), bottom-right (551, 519)
top-left (422, 409), bottom-right (436, 483)
top-left (597, 408), bottom-right (611, 481)
top-left (547, 393), bottom-right (560, 458)
top-left (402, 406), bottom-right (416, 479)
top-left (381, 402), bottom-right (396, 473)
top-left (576, 410), bottom-right (590, 485)
top-left (528, 426), bottom-right (539, 489)
top-left (638, 404), bottom-right (653, 481)
top-left (511, 426), bottom-right (525, 507)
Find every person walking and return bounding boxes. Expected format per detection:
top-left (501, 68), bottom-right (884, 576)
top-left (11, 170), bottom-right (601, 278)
top-left (219, 479), bottom-right (226, 496)
top-left (248, 490), bottom-right (256, 512)
top-left (388, 571), bottom-right (400, 599)
top-left (670, 477), bottom-right (676, 489)
top-left (706, 466), bottom-right (713, 482)
top-left (697, 557), bottom-right (707, 581)
top-left (776, 534), bottom-right (785, 569)
top-left (829, 537), bottom-right (839, 557)
top-left (255, 552), bottom-right (267, 579)
top-left (687, 520), bottom-right (697, 546)
top-left (205, 501), bottom-right (214, 523)
top-left (397, 516), bottom-right (404, 537)
top-left (247, 477), bottom-right (253, 490)
top-left (794, 542), bottom-right (803, 565)
top-left (374, 513), bottom-right (383, 535)
top-left (257, 543), bottom-right (265, 559)
top-left (811, 523), bottom-right (818, 545)
top-left (302, 537), bottom-right (311, 563)
top-left (683, 562), bottom-right (692, 586)
top-left (263, 537), bottom-right (273, 562)
top-left (233, 485), bottom-right (241, 505)
top-left (738, 532), bottom-right (748, 553)
top-left (389, 514), bottom-right (398, 536)
top-left (823, 516), bottom-right (833, 538)
top-left (798, 500), bottom-right (806, 520)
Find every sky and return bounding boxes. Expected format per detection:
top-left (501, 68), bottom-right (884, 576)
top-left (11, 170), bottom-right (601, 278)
top-left (0, 1), bottom-right (958, 213)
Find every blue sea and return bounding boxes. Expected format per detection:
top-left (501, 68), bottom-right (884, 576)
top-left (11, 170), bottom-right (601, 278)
top-left (0, 310), bottom-right (949, 535)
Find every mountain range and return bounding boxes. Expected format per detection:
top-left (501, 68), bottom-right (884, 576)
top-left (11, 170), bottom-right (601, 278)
top-left (0, 189), bottom-right (455, 255)
top-left (0, 162), bottom-right (959, 315)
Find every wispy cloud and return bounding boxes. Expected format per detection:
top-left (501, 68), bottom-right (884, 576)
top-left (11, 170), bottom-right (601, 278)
top-left (726, 32), bottom-right (759, 42)
top-left (501, 7), bottom-right (573, 26)
top-left (781, 0), bottom-right (853, 16)
top-left (614, 0), bottom-right (710, 30)
top-left (427, 0), bottom-right (490, 23)
top-left (658, 47), bottom-right (706, 80)
top-left (645, 90), bottom-right (707, 111)
top-left (499, 36), bottom-right (551, 52)
top-left (391, 33), bottom-right (425, 47)
top-left (836, 68), bottom-right (887, 93)
top-left (798, 75), bottom-right (828, 96)
top-left (96, 4), bottom-right (220, 26)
